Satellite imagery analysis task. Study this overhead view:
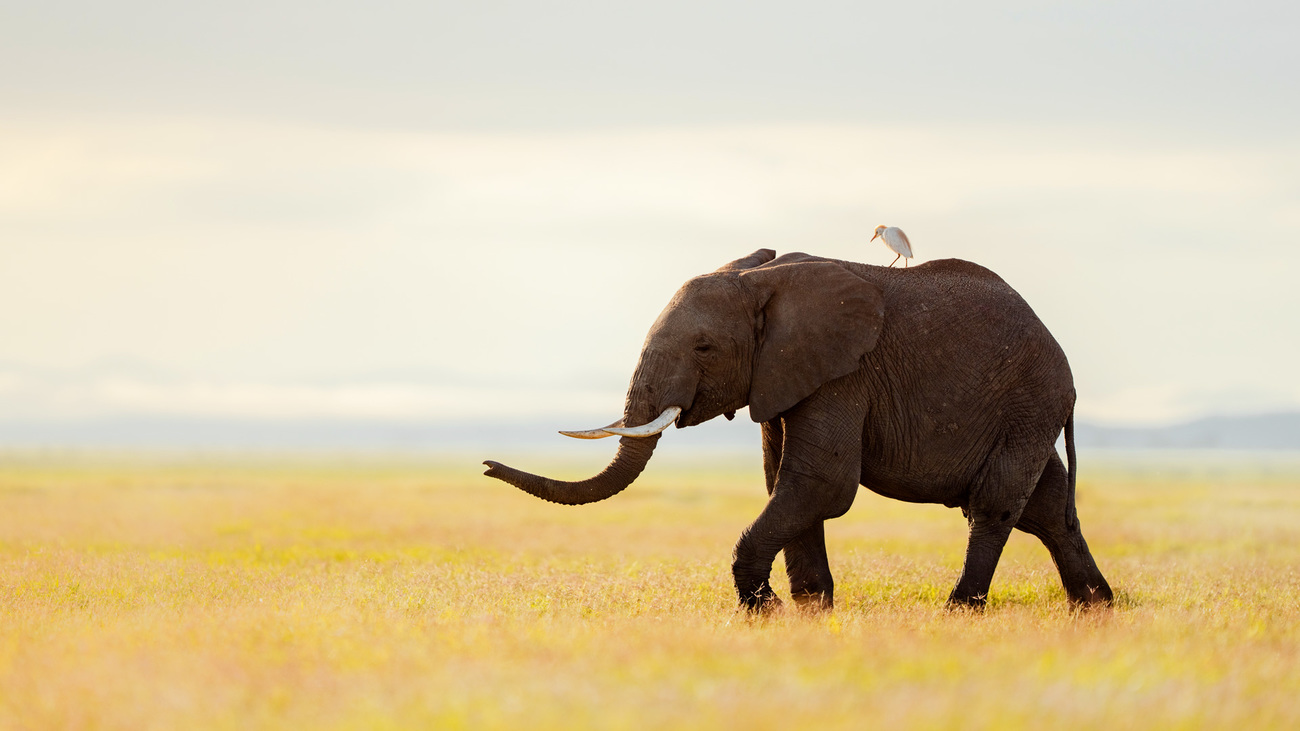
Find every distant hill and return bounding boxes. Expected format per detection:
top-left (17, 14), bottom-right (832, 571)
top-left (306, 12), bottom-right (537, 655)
top-left (1, 412), bottom-right (1298, 452)
top-left (1074, 412), bottom-right (1300, 450)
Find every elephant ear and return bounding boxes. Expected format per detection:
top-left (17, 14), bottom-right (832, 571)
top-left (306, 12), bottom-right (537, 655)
top-left (739, 261), bottom-right (885, 423)
top-left (715, 249), bottom-right (777, 272)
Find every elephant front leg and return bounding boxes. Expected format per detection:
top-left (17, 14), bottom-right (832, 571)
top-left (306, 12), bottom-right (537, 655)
top-left (735, 391), bottom-right (863, 613)
top-left (731, 499), bottom-right (792, 613)
top-left (784, 522), bottom-right (834, 611)
top-left (733, 465), bottom-right (857, 614)
top-left (761, 419), bottom-right (833, 610)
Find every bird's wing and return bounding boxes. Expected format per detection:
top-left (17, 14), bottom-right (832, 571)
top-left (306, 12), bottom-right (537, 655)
top-left (886, 228), bottom-right (913, 258)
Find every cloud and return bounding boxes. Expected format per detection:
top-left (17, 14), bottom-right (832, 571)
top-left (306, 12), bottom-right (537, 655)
top-left (1, 116), bottom-right (1297, 427)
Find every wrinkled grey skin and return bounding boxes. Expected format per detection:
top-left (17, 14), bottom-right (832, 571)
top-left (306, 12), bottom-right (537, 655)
top-left (485, 250), bottom-right (1113, 612)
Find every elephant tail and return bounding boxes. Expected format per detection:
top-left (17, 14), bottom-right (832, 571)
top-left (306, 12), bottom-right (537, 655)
top-left (1065, 406), bottom-right (1079, 531)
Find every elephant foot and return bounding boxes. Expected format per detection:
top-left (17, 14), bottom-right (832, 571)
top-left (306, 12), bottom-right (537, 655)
top-left (945, 592), bottom-right (988, 611)
top-left (791, 590), bottom-right (833, 614)
top-left (1068, 583), bottom-right (1115, 608)
top-left (738, 585), bottom-right (783, 615)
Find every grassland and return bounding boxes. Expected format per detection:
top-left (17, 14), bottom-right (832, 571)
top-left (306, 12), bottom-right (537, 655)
top-left (1, 450), bottom-right (1298, 729)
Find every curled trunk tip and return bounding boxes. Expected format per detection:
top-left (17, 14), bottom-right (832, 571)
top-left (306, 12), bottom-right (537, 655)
top-left (482, 433), bottom-right (660, 505)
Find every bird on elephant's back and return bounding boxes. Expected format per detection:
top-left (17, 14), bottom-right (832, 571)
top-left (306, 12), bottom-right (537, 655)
top-left (872, 225), bottom-right (914, 267)
top-left (485, 249), bottom-right (1113, 613)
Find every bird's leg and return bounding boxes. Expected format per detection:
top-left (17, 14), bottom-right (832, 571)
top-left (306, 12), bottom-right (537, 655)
top-left (904, 258), bottom-right (909, 268)
top-left (889, 254), bottom-right (901, 268)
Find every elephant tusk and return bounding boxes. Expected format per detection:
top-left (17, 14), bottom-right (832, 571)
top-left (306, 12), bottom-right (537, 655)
top-left (602, 406), bottom-right (682, 438)
top-left (558, 419), bottom-right (624, 439)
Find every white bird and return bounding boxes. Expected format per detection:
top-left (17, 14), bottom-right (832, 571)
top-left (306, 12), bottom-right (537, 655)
top-left (871, 225), bottom-right (913, 268)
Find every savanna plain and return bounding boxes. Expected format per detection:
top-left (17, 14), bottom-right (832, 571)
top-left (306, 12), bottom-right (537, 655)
top-left (1, 449), bottom-right (1298, 730)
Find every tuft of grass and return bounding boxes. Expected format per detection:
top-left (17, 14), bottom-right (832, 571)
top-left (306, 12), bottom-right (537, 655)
top-left (0, 452), bottom-right (1298, 729)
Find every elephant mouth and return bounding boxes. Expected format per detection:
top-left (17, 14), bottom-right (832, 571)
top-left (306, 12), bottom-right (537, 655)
top-left (676, 404), bottom-right (736, 429)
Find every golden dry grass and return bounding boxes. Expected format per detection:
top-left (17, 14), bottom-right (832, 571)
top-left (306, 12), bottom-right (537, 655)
top-left (1, 451), bottom-right (1299, 729)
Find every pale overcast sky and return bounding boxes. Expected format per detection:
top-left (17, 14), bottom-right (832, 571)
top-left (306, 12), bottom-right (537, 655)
top-left (1, 1), bottom-right (1297, 430)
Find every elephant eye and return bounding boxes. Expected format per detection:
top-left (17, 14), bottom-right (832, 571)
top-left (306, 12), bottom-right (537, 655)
top-left (694, 343), bottom-right (712, 353)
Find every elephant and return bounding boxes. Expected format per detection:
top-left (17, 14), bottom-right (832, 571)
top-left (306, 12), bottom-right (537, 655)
top-left (484, 249), bottom-right (1113, 612)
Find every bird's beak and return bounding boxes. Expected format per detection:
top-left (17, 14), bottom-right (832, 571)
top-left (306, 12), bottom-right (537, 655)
top-left (870, 232), bottom-right (880, 241)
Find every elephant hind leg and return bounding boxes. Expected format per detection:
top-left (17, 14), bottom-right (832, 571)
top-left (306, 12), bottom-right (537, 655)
top-left (948, 513), bottom-right (1016, 608)
top-left (1015, 453), bottom-right (1113, 605)
top-left (783, 522), bottom-right (834, 611)
top-left (948, 441), bottom-right (1048, 608)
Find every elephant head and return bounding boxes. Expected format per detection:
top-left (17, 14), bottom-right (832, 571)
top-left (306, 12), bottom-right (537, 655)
top-left (483, 250), bottom-right (886, 504)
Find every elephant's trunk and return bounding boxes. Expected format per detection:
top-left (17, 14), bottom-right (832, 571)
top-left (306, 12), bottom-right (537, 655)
top-left (484, 349), bottom-right (687, 505)
top-left (482, 432), bottom-right (660, 505)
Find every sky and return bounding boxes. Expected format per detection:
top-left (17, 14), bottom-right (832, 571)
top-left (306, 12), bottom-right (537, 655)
top-left (1, 1), bottom-right (1298, 438)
